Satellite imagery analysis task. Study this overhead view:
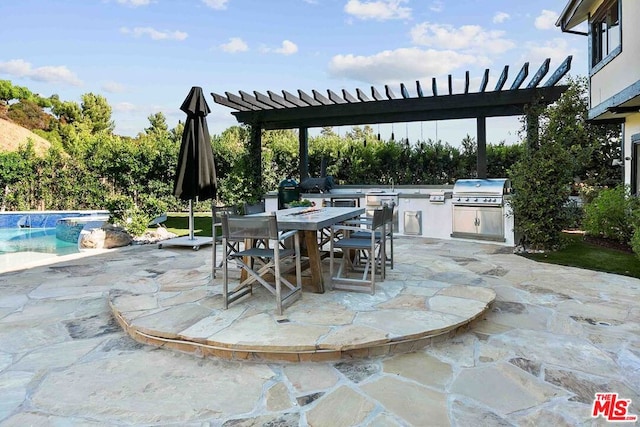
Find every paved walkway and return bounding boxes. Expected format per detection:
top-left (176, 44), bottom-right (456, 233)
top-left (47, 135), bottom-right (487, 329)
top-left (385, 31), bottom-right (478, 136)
top-left (0, 237), bottom-right (638, 426)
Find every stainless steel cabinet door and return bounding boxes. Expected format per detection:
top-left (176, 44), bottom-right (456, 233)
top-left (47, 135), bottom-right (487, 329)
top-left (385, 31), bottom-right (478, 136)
top-left (477, 207), bottom-right (503, 237)
top-left (452, 206), bottom-right (479, 234)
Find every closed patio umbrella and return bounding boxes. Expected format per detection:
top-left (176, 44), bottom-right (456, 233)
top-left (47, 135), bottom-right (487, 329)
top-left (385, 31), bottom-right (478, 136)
top-left (172, 86), bottom-right (217, 244)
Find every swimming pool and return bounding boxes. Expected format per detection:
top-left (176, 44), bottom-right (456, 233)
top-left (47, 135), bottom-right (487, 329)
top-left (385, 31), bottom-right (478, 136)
top-left (0, 228), bottom-right (79, 256)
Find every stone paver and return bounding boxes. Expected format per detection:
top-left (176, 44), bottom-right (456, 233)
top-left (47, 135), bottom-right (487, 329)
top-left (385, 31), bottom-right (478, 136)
top-left (0, 237), bottom-right (638, 425)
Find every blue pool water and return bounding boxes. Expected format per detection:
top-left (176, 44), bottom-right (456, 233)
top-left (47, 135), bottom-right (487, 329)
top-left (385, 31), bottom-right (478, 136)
top-left (0, 228), bottom-right (78, 256)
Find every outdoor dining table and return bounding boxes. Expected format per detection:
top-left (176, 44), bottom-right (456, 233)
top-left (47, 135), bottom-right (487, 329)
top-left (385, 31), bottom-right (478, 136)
top-left (248, 206), bottom-right (365, 293)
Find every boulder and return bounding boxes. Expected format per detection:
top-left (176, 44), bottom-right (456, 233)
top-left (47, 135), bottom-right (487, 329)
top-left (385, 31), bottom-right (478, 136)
top-left (133, 227), bottom-right (177, 245)
top-left (80, 224), bottom-right (132, 249)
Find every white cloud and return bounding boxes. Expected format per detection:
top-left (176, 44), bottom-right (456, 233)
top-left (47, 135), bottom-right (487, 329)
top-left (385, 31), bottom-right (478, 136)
top-left (410, 22), bottom-right (515, 54)
top-left (102, 81), bottom-right (126, 93)
top-left (220, 37), bottom-right (249, 53)
top-left (344, 0), bottom-right (411, 21)
top-left (261, 40), bottom-right (299, 55)
top-left (0, 58), bottom-right (31, 76)
top-left (120, 27), bottom-right (188, 41)
top-left (328, 47), bottom-right (486, 84)
top-left (493, 12), bottom-right (510, 24)
top-left (202, 0), bottom-right (229, 10)
top-left (535, 9), bottom-right (559, 30)
top-left (0, 59), bottom-right (82, 86)
top-left (522, 38), bottom-right (578, 68)
top-left (116, 0), bottom-right (151, 7)
top-left (275, 40), bottom-right (298, 55)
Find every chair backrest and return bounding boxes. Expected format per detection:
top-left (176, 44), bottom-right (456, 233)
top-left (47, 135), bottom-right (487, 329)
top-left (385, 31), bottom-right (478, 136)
top-left (221, 213), bottom-right (279, 241)
top-left (371, 208), bottom-right (385, 230)
top-left (383, 204), bottom-right (393, 225)
top-left (214, 205), bottom-right (238, 223)
top-left (243, 201), bottom-right (265, 215)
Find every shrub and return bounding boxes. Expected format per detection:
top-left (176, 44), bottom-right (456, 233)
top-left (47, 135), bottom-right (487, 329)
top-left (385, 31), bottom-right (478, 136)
top-left (582, 185), bottom-right (638, 244)
top-left (563, 198), bottom-right (584, 230)
top-left (105, 194), bottom-right (153, 237)
top-left (631, 228), bottom-right (640, 259)
top-left (508, 140), bottom-right (574, 250)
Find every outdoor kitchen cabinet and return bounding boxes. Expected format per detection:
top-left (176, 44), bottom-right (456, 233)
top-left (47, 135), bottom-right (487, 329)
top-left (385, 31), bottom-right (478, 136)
top-left (451, 205), bottom-right (504, 241)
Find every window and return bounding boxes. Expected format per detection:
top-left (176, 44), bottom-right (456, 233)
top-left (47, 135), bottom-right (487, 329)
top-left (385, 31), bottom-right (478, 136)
top-left (591, 0), bottom-right (620, 67)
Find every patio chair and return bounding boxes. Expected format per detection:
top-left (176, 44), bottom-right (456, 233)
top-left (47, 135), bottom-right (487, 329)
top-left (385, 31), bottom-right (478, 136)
top-left (318, 197), bottom-right (362, 250)
top-left (329, 208), bottom-right (385, 294)
top-left (212, 205), bottom-right (238, 278)
top-left (221, 213), bottom-right (302, 315)
top-left (350, 202), bottom-right (394, 269)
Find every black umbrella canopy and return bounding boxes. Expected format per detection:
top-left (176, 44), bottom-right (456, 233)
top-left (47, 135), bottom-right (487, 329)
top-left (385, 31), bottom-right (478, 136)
top-left (173, 86), bottom-right (217, 201)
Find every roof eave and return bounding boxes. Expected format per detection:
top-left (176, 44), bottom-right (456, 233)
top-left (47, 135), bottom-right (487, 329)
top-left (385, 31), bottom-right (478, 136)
top-left (556, 0), bottom-right (597, 31)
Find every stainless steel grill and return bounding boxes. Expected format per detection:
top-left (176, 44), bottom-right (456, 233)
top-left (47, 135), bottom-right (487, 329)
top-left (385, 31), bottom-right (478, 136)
top-left (451, 178), bottom-right (510, 206)
top-left (451, 178), bottom-right (510, 242)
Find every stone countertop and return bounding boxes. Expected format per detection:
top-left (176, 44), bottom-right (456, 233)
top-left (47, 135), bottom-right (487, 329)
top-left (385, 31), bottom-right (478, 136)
top-left (265, 186), bottom-right (454, 199)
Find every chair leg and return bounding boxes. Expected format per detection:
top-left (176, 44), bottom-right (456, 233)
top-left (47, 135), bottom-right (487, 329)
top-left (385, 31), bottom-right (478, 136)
top-left (389, 231), bottom-right (394, 269)
top-left (222, 246), bottom-right (228, 309)
top-left (212, 237), bottom-right (217, 279)
top-left (370, 247), bottom-right (376, 295)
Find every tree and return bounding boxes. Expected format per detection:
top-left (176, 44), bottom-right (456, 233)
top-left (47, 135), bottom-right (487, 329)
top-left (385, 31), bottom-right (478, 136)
top-left (0, 80), bottom-right (33, 105)
top-left (145, 112), bottom-right (169, 138)
top-left (508, 140), bottom-right (574, 249)
top-left (538, 76), bottom-right (621, 187)
top-left (49, 94), bottom-right (82, 124)
top-left (80, 93), bottom-right (114, 133)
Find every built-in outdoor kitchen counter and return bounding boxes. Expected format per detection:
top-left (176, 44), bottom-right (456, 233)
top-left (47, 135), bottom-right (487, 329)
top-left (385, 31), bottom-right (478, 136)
top-left (264, 184), bottom-right (515, 246)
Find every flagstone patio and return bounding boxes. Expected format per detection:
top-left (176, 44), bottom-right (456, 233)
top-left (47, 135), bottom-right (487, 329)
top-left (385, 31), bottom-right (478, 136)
top-left (0, 236), bottom-right (638, 425)
top-left (109, 239), bottom-right (496, 362)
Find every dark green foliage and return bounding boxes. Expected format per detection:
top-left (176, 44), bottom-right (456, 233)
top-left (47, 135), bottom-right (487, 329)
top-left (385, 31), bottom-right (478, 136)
top-left (508, 140), bottom-right (574, 250)
top-left (563, 199), bottom-right (584, 230)
top-left (631, 228), bottom-right (640, 260)
top-left (538, 76), bottom-right (622, 188)
top-left (0, 77), bottom-right (623, 254)
top-left (104, 194), bottom-right (164, 237)
top-left (507, 76), bottom-right (623, 250)
top-left (582, 185), bottom-right (638, 244)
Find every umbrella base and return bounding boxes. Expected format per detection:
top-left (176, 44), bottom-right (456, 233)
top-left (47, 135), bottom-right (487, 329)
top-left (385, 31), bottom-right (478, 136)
top-left (158, 236), bottom-right (214, 251)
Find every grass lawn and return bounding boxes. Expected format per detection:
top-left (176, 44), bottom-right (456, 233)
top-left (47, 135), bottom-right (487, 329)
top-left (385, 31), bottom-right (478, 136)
top-left (521, 232), bottom-right (640, 279)
top-left (164, 212), bottom-right (213, 237)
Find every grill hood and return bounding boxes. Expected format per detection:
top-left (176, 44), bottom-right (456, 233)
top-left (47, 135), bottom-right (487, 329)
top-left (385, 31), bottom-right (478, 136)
top-left (452, 178), bottom-right (511, 196)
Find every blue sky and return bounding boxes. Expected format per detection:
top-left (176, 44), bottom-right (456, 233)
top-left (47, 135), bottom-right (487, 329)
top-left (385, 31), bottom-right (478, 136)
top-left (0, 0), bottom-right (586, 145)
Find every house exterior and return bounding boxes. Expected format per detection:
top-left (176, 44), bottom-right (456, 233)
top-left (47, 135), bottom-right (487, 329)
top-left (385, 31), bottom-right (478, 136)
top-left (557, 0), bottom-right (640, 192)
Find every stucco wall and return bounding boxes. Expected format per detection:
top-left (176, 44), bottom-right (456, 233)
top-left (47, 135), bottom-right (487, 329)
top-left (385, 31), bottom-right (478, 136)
top-left (590, 1), bottom-right (640, 106)
top-left (624, 114), bottom-right (640, 186)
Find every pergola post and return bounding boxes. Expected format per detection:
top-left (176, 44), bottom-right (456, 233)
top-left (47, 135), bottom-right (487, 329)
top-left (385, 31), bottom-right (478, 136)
top-left (477, 116), bottom-right (487, 179)
top-left (249, 124), bottom-right (262, 191)
top-left (299, 126), bottom-right (309, 181)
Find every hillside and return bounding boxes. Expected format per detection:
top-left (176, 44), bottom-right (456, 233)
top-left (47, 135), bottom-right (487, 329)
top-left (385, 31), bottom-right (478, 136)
top-left (0, 117), bottom-right (51, 155)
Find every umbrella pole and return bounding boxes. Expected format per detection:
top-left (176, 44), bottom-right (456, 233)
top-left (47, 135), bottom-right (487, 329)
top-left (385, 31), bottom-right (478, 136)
top-left (211, 201), bottom-right (216, 279)
top-left (189, 199), bottom-right (195, 240)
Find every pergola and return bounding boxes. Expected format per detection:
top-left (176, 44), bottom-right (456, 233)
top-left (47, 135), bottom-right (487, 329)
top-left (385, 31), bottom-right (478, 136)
top-left (212, 56), bottom-right (572, 188)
